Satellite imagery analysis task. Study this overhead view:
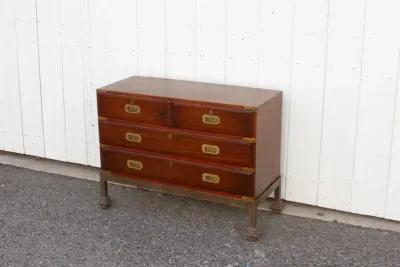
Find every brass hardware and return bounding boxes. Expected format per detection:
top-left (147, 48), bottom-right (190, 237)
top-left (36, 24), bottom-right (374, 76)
top-left (201, 173), bottom-right (220, 184)
top-left (125, 132), bottom-right (142, 143)
top-left (242, 137), bottom-right (256, 143)
top-left (202, 114), bottom-right (220, 125)
top-left (201, 144), bottom-right (220, 155)
top-left (126, 160), bottom-right (143, 170)
top-left (241, 167), bottom-right (255, 174)
top-left (125, 104), bottom-right (141, 114)
top-left (243, 106), bottom-right (257, 112)
top-left (241, 196), bottom-right (256, 201)
top-left (98, 116), bottom-right (108, 121)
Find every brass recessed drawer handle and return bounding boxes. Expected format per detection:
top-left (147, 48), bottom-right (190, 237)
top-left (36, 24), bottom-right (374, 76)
top-left (201, 144), bottom-right (220, 155)
top-left (126, 160), bottom-right (143, 170)
top-left (201, 173), bottom-right (220, 184)
top-left (125, 132), bottom-right (142, 143)
top-left (125, 104), bottom-right (141, 114)
top-left (202, 114), bottom-right (220, 125)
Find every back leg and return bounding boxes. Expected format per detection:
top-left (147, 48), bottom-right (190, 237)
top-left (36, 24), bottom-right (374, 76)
top-left (270, 184), bottom-right (284, 214)
top-left (99, 176), bottom-right (111, 209)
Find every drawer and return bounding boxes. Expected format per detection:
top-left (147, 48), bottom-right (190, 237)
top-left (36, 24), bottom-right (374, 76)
top-left (97, 92), bottom-right (170, 125)
top-left (99, 120), bottom-right (254, 167)
top-left (101, 146), bottom-right (254, 196)
top-left (171, 101), bottom-right (255, 137)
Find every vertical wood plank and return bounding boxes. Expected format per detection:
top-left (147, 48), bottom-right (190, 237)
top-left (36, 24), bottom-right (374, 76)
top-left (351, 0), bottom-right (400, 217)
top-left (317, 0), bottom-right (365, 211)
top-left (82, 0), bottom-right (100, 167)
top-left (14, 0), bottom-right (45, 157)
top-left (385, 50), bottom-right (400, 220)
top-left (257, 0), bottom-right (294, 197)
top-left (88, 0), bottom-right (113, 166)
top-left (59, 0), bottom-right (88, 164)
top-left (285, 0), bottom-right (329, 205)
top-left (258, 0), bottom-right (293, 88)
top-left (195, 0), bottom-right (226, 83)
top-left (108, 0), bottom-right (138, 81)
top-left (36, 0), bottom-right (67, 161)
top-left (165, 0), bottom-right (195, 80)
top-left (0, 0), bottom-right (24, 153)
top-left (90, 0), bottom-right (113, 88)
top-left (137, 0), bottom-right (166, 77)
top-left (225, 0), bottom-right (258, 86)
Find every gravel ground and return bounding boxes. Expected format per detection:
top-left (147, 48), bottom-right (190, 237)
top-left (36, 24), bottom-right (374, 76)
top-left (0, 164), bottom-right (399, 267)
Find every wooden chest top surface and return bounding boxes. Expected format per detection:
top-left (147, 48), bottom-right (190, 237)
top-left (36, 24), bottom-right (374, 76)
top-left (99, 76), bottom-right (280, 107)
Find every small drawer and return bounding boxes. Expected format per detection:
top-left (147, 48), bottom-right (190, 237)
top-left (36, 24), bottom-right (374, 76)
top-left (171, 101), bottom-right (255, 137)
top-left (99, 120), bottom-right (255, 166)
top-left (101, 146), bottom-right (254, 196)
top-left (97, 91), bottom-right (170, 125)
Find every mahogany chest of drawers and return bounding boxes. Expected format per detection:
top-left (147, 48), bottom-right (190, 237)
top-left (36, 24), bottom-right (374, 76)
top-left (97, 76), bottom-right (283, 240)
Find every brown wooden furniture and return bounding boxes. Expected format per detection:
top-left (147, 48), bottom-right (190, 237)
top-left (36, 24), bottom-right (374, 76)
top-left (97, 76), bottom-right (283, 240)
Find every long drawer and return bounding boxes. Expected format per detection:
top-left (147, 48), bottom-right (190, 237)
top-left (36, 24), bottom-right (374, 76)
top-left (101, 146), bottom-right (254, 196)
top-left (97, 91), bottom-right (255, 137)
top-left (99, 120), bottom-right (255, 167)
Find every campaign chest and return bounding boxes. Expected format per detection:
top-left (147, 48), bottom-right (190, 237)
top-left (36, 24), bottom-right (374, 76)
top-left (97, 76), bottom-right (283, 240)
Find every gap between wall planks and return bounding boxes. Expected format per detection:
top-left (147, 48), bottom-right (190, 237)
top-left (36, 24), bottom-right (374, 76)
top-left (0, 0), bottom-right (399, 221)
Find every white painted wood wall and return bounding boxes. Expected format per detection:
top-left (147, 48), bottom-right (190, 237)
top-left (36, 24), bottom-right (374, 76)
top-left (0, 0), bottom-right (399, 221)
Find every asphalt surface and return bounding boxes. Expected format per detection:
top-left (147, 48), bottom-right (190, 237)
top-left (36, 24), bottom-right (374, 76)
top-left (0, 164), bottom-right (399, 267)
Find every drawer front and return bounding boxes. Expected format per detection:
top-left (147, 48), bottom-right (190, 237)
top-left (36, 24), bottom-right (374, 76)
top-left (97, 92), bottom-right (170, 125)
top-left (101, 147), bottom-right (254, 196)
top-left (99, 120), bottom-right (254, 167)
top-left (171, 101), bottom-right (255, 137)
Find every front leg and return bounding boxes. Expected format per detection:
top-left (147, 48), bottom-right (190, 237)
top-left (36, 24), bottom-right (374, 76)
top-left (244, 202), bottom-right (261, 241)
top-left (99, 175), bottom-right (111, 209)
